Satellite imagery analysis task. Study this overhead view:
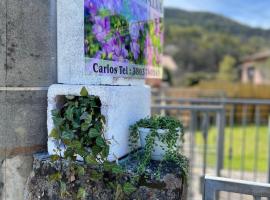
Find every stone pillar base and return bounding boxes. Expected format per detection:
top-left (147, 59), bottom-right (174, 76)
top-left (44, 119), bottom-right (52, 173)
top-left (24, 153), bottom-right (187, 200)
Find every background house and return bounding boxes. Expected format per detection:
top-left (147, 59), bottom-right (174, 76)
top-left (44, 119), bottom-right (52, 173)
top-left (241, 50), bottom-right (270, 85)
top-left (146, 55), bottom-right (178, 87)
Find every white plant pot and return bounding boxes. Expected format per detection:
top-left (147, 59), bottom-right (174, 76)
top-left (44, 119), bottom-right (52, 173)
top-left (138, 128), bottom-right (180, 161)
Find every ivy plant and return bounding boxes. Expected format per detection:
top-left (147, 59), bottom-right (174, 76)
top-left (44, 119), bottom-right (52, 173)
top-left (129, 116), bottom-right (188, 179)
top-left (49, 87), bottom-right (136, 200)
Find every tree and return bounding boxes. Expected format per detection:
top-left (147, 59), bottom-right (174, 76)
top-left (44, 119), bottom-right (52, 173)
top-left (217, 55), bottom-right (237, 82)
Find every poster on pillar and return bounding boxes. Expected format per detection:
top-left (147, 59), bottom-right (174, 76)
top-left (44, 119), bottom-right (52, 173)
top-left (57, 0), bottom-right (163, 85)
top-left (84, 0), bottom-right (164, 79)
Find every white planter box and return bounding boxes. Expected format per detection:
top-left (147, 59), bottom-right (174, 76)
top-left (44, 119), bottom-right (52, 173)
top-left (47, 84), bottom-right (151, 161)
top-left (139, 128), bottom-right (180, 160)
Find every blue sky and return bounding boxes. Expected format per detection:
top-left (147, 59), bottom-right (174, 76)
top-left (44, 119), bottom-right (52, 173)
top-left (164, 0), bottom-right (270, 29)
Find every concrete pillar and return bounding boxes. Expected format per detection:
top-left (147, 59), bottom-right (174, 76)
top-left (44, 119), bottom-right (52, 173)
top-left (0, 0), bottom-right (57, 199)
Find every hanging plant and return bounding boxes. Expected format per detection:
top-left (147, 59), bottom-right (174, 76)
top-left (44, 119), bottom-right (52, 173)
top-left (129, 116), bottom-right (188, 179)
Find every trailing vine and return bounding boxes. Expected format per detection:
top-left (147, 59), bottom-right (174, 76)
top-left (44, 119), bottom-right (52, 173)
top-left (49, 87), bottom-right (188, 199)
top-left (49, 87), bottom-right (136, 200)
top-left (129, 116), bottom-right (188, 179)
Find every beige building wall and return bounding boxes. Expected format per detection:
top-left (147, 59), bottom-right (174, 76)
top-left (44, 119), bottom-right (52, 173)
top-left (241, 60), bottom-right (270, 85)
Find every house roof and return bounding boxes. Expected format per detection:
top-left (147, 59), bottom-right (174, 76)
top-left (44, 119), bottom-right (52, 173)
top-left (241, 50), bottom-right (270, 63)
top-left (161, 55), bottom-right (178, 71)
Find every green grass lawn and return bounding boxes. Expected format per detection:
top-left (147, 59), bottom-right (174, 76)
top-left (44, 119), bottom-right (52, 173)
top-left (195, 125), bottom-right (269, 172)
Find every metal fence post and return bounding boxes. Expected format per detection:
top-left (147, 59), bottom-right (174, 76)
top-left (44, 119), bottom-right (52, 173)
top-left (216, 107), bottom-right (225, 177)
top-left (188, 110), bottom-right (197, 199)
top-left (268, 115), bottom-right (270, 185)
top-left (202, 112), bottom-right (209, 176)
top-left (203, 176), bottom-right (215, 200)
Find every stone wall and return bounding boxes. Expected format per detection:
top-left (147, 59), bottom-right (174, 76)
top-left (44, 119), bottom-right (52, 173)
top-left (24, 153), bottom-right (187, 200)
top-left (0, 1), bottom-right (57, 199)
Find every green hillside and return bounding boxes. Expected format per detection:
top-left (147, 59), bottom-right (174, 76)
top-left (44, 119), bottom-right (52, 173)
top-left (164, 8), bottom-right (270, 84)
top-left (165, 8), bottom-right (270, 39)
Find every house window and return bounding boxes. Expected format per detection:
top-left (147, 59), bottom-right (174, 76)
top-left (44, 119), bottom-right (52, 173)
top-left (247, 66), bottom-right (255, 82)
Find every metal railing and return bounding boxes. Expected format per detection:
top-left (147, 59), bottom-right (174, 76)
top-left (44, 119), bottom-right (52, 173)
top-left (203, 175), bottom-right (270, 200)
top-left (153, 97), bottom-right (270, 177)
top-left (154, 97), bottom-right (270, 105)
top-left (152, 104), bottom-right (225, 199)
top-left (152, 96), bottom-right (270, 199)
top-left (152, 104), bottom-right (225, 176)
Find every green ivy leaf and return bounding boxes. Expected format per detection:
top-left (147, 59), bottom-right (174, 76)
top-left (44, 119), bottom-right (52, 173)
top-left (77, 187), bottom-right (87, 199)
top-left (92, 145), bottom-right (102, 156)
top-left (101, 145), bottom-right (109, 158)
top-left (88, 128), bottom-right (100, 138)
top-left (64, 147), bottom-right (75, 159)
top-left (50, 154), bottom-right (60, 162)
top-left (72, 121), bottom-right (80, 129)
top-left (69, 140), bottom-right (82, 150)
top-left (65, 106), bottom-right (74, 121)
top-left (123, 182), bottom-right (137, 195)
top-left (112, 165), bottom-right (124, 174)
top-left (62, 131), bottom-right (74, 140)
top-left (85, 155), bottom-right (98, 165)
top-left (52, 116), bottom-right (64, 127)
top-left (49, 172), bottom-right (62, 182)
top-left (103, 161), bottom-right (114, 171)
top-left (76, 165), bottom-right (85, 176)
top-left (77, 148), bottom-right (88, 158)
top-left (49, 128), bottom-right (60, 139)
top-left (51, 109), bottom-right (60, 117)
top-left (96, 137), bottom-right (105, 147)
top-left (85, 114), bottom-right (93, 124)
top-left (81, 122), bottom-right (90, 132)
top-left (80, 87), bottom-right (89, 97)
top-left (90, 170), bottom-right (103, 181)
top-left (81, 107), bottom-right (87, 113)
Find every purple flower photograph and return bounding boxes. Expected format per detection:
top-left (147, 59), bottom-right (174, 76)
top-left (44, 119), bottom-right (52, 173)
top-left (84, 0), bottom-right (163, 78)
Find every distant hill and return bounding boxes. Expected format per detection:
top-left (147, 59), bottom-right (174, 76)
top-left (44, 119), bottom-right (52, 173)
top-left (163, 8), bottom-right (270, 85)
top-left (164, 8), bottom-right (270, 39)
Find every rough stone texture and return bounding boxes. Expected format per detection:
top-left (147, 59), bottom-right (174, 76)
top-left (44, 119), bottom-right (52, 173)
top-left (0, 90), bottom-right (47, 200)
top-left (57, 0), bottom-right (144, 86)
top-left (5, 0), bottom-right (57, 87)
top-left (0, 0), bottom-right (57, 197)
top-left (0, 0), bottom-right (6, 86)
top-left (0, 0), bottom-right (56, 199)
top-left (24, 153), bottom-right (187, 200)
top-left (0, 90), bottom-right (47, 156)
top-left (47, 84), bottom-right (151, 161)
top-left (1, 155), bottom-right (33, 200)
top-left (0, 157), bottom-right (4, 200)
